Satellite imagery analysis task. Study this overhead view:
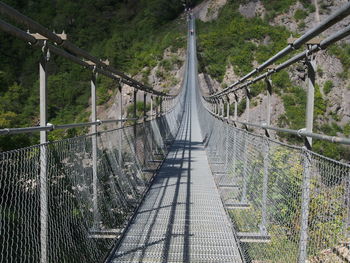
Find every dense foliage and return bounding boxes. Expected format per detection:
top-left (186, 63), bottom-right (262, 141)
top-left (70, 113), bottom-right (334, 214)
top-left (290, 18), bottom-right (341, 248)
top-left (197, 2), bottom-right (290, 82)
top-left (0, 0), bottom-right (204, 151)
top-left (196, 0), bottom-right (350, 161)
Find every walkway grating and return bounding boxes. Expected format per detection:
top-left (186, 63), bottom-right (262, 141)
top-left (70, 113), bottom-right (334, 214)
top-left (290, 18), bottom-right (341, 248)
top-left (108, 19), bottom-right (243, 262)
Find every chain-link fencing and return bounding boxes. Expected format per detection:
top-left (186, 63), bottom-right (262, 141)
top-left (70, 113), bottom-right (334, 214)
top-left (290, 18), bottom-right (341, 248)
top-left (0, 91), bottom-right (185, 263)
top-left (197, 94), bottom-right (350, 262)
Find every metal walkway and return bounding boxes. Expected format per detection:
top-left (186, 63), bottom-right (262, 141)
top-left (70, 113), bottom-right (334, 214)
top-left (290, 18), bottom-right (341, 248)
top-left (108, 19), bottom-right (243, 263)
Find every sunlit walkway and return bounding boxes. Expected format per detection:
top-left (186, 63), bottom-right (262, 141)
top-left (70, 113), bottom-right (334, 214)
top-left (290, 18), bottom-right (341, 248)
top-left (108, 19), bottom-right (243, 263)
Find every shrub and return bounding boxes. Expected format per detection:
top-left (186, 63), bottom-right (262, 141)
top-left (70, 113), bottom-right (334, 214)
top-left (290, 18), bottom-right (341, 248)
top-left (323, 80), bottom-right (333, 95)
top-left (294, 9), bottom-right (308, 21)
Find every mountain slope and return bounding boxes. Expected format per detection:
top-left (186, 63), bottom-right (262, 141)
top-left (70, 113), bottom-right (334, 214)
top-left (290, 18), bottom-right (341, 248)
top-left (0, 0), bottom-right (202, 151)
top-left (195, 0), bottom-right (350, 161)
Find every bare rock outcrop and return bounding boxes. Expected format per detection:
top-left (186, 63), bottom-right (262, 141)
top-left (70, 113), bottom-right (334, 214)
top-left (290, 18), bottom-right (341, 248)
top-left (193, 0), bottom-right (227, 22)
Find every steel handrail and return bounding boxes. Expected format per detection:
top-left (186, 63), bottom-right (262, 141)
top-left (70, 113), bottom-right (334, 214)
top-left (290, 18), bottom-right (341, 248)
top-left (209, 2), bottom-right (350, 98)
top-left (0, 2), bottom-right (171, 97)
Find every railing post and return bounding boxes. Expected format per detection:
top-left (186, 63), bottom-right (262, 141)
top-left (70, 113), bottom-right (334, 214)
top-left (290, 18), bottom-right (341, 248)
top-left (234, 93), bottom-right (238, 121)
top-left (222, 98), bottom-right (225, 118)
top-left (226, 96), bottom-right (230, 120)
top-left (118, 85), bottom-right (123, 165)
top-left (241, 131), bottom-right (248, 203)
top-left (298, 50), bottom-right (315, 263)
top-left (232, 93), bottom-right (238, 174)
top-left (216, 99), bottom-right (220, 116)
top-left (143, 92), bottom-right (147, 122)
top-left (150, 95), bottom-right (153, 119)
top-left (225, 96), bottom-right (230, 172)
top-left (213, 99), bottom-right (216, 115)
top-left (260, 138), bottom-right (269, 235)
top-left (143, 92), bottom-right (147, 166)
top-left (160, 97), bottom-right (163, 115)
top-left (298, 148), bottom-right (312, 263)
top-left (245, 87), bottom-right (250, 123)
top-left (39, 42), bottom-right (49, 263)
top-left (265, 77), bottom-right (272, 136)
top-left (133, 89), bottom-right (137, 154)
top-left (241, 89), bottom-right (250, 203)
top-left (91, 68), bottom-right (99, 229)
top-left (305, 50), bottom-right (316, 149)
top-left (150, 95), bottom-right (154, 157)
top-left (261, 77), bottom-right (272, 234)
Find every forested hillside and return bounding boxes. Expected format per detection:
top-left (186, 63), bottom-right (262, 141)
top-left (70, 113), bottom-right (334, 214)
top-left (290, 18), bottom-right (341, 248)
top-left (195, 0), bottom-right (350, 161)
top-left (1, 0), bottom-right (349, 161)
top-left (0, 0), bottom-right (202, 151)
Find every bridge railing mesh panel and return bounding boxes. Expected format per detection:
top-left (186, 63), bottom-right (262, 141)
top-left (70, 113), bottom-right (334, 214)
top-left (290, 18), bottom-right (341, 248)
top-left (197, 95), bottom-right (350, 262)
top-left (0, 94), bottom-right (185, 263)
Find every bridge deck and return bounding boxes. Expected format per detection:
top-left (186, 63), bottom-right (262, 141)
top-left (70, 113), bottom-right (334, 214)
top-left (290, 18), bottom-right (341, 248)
top-left (108, 20), bottom-right (243, 263)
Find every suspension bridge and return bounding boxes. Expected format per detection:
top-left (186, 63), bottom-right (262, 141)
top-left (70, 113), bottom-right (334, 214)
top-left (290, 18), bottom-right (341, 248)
top-left (1, 2), bottom-right (350, 263)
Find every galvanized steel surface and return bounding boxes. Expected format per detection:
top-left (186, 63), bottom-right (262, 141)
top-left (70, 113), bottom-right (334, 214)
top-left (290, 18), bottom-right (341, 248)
top-left (109, 18), bottom-right (243, 263)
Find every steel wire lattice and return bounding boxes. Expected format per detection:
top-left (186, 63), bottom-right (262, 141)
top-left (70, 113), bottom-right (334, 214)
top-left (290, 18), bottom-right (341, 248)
top-left (0, 91), bottom-right (185, 263)
top-left (197, 95), bottom-right (350, 262)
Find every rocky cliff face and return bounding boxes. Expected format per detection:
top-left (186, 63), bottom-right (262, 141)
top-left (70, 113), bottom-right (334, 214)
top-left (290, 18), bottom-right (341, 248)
top-left (197, 0), bottom-right (350, 153)
top-left (193, 0), bottom-right (227, 22)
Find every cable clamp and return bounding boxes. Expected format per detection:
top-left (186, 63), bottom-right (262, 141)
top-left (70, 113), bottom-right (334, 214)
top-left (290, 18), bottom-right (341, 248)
top-left (46, 123), bottom-right (54, 131)
top-left (297, 128), bottom-right (306, 137)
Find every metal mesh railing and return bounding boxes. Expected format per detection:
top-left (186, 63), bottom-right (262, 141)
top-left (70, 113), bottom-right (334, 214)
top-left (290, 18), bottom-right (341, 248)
top-left (197, 94), bottom-right (350, 262)
top-left (0, 94), bottom-right (185, 263)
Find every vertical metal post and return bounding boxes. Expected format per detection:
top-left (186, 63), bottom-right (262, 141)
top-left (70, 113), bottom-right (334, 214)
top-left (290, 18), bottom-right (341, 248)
top-left (265, 78), bottom-right (272, 127)
top-left (143, 92), bottom-right (147, 166)
top-left (226, 96), bottom-right (230, 120)
top-left (232, 94), bottom-right (238, 174)
top-left (118, 86), bottom-right (123, 165)
top-left (150, 95), bottom-right (153, 119)
top-left (221, 99), bottom-right (225, 117)
top-left (298, 149), bottom-right (312, 263)
top-left (133, 89), bottom-right (137, 154)
top-left (241, 88), bottom-right (250, 202)
top-left (245, 88), bottom-right (250, 123)
top-left (150, 95), bottom-right (153, 157)
top-left (241, 132), bottom-right (248, 203)
top-left (234, 94), bottom-right (238, 121)
top-left (225, 96), bottom-right (230, 172)
top-left (143, 92), bottom-right (147, 122)
top-left (216, 99), bottom-right (219, 116)
top-left (213, 99), bottom-right (216, 114)
top-left (305, 52), bottom-right (316, 149)
top-left (160, 97), bottom-right (163, 115)
top-left (260, 139), bottom-right (269, 235)
top-left (39, 44), bottom-right (49, 263)
top-left (298, 51), bottom-right (315, 263)
top-left (91, 69), bottom-right (98, 229)
top-left (261, 78), bottom-right (272, 234)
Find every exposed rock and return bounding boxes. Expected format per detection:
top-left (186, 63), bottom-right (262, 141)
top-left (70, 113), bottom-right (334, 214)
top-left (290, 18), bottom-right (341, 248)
top-left (198, 72), bottom-right (221, 95)
top-left (193, 0), bottom-right (227, 22)
top-left (222, 64), bottom-right (240, 87)
top-left (239, 93), bottom-right (285, 129)
top-left (239, 0), bottom-right (265, 19)
top-left (269, 2), bottom-right (304, 32)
